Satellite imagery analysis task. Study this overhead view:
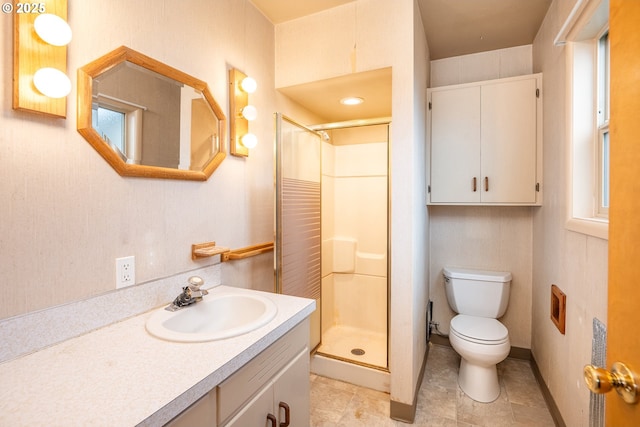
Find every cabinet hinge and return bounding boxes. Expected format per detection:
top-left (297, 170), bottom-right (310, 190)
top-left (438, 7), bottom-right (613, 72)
top-left (536, 182), bottom-right (540, 192)
top-left (536, 88), bottom-right (540, 98)
top-left (428, 185), bottom-right (431, 193)
top-left (428, 101), bottom-right (432, 110)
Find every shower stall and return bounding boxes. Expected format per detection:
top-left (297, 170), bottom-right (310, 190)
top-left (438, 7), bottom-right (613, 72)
top-left (275, 114), bottom-right (390, 391)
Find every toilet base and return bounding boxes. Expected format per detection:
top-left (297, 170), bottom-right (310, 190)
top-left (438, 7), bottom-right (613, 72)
top-left (458, 358), bottom-right (501, 403)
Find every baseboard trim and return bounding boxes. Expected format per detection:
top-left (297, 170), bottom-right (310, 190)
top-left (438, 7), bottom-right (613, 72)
top-left (390, 345), bottom-right (430, 423)
top-left (530, 354), bottom-right (566, 427)
top-left (509, 346), bottom-right (531, 360)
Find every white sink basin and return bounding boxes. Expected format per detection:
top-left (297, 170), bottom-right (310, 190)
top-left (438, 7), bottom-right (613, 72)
top-left (146, 292), bottom-right (278, 343)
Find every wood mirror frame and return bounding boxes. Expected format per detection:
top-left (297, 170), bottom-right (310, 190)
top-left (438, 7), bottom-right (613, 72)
top-left (77, 46), bottom-right (226, 181)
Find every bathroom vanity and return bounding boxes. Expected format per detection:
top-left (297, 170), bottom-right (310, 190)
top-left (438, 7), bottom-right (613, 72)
top-left (0, 286), bottom-right (315, 426)
top-left (169, 320), bottom-right (309, 427)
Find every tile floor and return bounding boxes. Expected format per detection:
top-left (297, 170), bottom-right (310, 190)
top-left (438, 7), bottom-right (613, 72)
top-left (310, 343), bottom-right (556, 426)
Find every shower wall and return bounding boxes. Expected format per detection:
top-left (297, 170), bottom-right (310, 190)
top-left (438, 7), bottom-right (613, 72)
top-left (320, 124), bottom-right (388, 367)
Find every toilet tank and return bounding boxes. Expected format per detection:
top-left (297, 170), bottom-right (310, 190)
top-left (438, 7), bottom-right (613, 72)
top-left (443, 267), bottom-right (511, 318)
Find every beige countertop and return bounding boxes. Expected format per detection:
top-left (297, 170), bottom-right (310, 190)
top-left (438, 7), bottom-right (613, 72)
top-left (0, 286), bottom-right (315, 426)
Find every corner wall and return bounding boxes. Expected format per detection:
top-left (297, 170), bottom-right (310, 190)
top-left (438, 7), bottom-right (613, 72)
top-left (532, 1), bottom-right (608, 425)
top-left (275, 0), bottom-right (430, 410)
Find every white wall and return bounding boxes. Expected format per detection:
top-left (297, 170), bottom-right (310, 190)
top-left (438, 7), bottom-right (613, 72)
top-left (276, 0), bottom-right (430, 408)
top-left (0, 0), bottom-right (277, 320)
top-left (431, 45), bottom-right (532, 87)
top-left (428, 46), bottom-right (535, 349)
top-left (532, 1), bottom-right (608, 425)
top-left (429, 206), bottom-right (533, 348)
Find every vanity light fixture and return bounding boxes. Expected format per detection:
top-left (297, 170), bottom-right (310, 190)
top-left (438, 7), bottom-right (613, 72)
top-left (230, 68), bottom-right (258, 157)
top-left (33, 67), bottom-right (71, 98)
top-left (33, 13), bottom-right (72, 46)
top-left (13, 0), bottom-right (71, 117)
top-left (241, 76), bottom-right (257, 94)
top-left (241, 105), bottom-right (258, 121)
top-left (241, 133), bottom-right (258, 149)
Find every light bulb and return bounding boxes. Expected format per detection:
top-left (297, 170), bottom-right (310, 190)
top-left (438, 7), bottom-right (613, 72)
top-left (241, 77), bottom-right (257, 94)
top-left (340, 97), bottom-right (364, 106)
top-left (33, 67), bottom-right (71, 98)
top-left (34, 14), bottom-right (72, 46)
top-left (241, 105), bottom-right (258, 121)
top-left (241, 133), bottom-right (258, 149)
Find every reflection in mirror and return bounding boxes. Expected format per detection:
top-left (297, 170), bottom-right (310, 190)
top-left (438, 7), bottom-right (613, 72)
top-left (78, 46), bottom-right (226, 181)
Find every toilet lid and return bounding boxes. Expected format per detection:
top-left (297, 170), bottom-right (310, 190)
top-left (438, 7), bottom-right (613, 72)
top-left (450, 315), bottom-right (508, 344)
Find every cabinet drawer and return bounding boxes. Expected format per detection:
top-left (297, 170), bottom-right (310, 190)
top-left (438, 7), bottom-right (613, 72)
top-left (217, 320), bottom-right (308, 424)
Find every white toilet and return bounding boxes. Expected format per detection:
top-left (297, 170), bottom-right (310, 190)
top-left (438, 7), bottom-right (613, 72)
top-left (443, 266), bottom-right (511, 403)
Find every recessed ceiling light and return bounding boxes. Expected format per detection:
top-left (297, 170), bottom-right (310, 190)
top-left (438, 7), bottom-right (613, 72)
top-left (340, 97), bottom-right (364, 106)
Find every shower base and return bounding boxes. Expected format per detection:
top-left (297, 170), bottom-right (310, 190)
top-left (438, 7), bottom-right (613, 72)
top-left (311, 319), bottom-right (389, 394)
top-left (316, 325), bottom-right (387, 368)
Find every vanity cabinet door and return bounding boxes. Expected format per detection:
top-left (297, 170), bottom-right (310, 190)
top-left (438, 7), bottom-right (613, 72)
top-left (223, 349), bottom-right (310, 427)
top-left (273, 349), bottom-right (310, 427)
top-left (217, 320), bottom-right (310, 426)
top-left (223, 382), bottom-right (274, 427)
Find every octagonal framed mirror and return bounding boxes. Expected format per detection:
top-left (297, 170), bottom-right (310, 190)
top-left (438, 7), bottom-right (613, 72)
top-left (77, 46), bottom-right (226, 181)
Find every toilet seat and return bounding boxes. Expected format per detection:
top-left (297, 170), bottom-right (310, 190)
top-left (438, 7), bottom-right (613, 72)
top-left (450, 314), bottom-right (508, 345)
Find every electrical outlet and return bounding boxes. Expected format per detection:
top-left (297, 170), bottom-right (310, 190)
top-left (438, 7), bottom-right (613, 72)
top-left (115, 256), bottom-right (135, 289)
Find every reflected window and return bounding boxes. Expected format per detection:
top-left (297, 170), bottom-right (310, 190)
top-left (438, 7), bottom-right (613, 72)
top-left (93, 106), bottom-right (125, 154)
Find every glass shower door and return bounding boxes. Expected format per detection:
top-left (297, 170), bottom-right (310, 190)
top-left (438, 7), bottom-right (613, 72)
top-left (274, 113), bottom-right (322, 349)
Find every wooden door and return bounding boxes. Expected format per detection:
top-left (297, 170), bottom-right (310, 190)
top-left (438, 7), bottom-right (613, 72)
top-left (429, 86), bottom-right (481, 203)
top-left (607, 0), bottom-right (640, 424)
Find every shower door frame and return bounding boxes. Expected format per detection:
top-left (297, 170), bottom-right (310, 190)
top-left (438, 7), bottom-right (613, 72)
top-left (310, 117), bottom-right (392, 372)
top-left (274, 113), bottom-right (323, 352)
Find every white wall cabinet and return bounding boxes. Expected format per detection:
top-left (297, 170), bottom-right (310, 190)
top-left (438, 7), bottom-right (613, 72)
top-left (427, 74), bottom-right (542, 205)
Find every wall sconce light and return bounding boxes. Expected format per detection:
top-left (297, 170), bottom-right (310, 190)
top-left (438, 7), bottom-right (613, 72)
top-left (229, 68), bottom-right (258, 157)
top-left (13, 0), bottom-right (71, 118)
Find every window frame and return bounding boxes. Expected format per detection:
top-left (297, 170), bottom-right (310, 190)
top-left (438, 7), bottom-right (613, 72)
top-left (564, 1), bottom-right (609, 240)
top-left (596, 30), bottom-right (610, 218)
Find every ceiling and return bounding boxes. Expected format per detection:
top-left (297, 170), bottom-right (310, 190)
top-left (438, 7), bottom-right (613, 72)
top-left (419, 0), bottom-right (552, 60)
top-left (277, 68), bottom-right (392, 123)
top-left (249, 0), bottom-right (355, 24)
top-left (250, 0), bottom-right (551, 122)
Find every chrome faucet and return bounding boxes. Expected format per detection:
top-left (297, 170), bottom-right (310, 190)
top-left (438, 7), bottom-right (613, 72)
top-left (166, 276), bottom-right (208, 311)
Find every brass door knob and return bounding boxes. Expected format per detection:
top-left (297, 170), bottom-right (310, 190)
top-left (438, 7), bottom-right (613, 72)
top-left (584, 362), bottom-right (638, 404)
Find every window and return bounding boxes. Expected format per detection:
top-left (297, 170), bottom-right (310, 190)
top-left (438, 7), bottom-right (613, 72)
top-left (564, 0), bottom-right (609, 240)
top-left (93, 106), bottom-right (126, 152)
top-left (596, 31), bottom-right (610, 218)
